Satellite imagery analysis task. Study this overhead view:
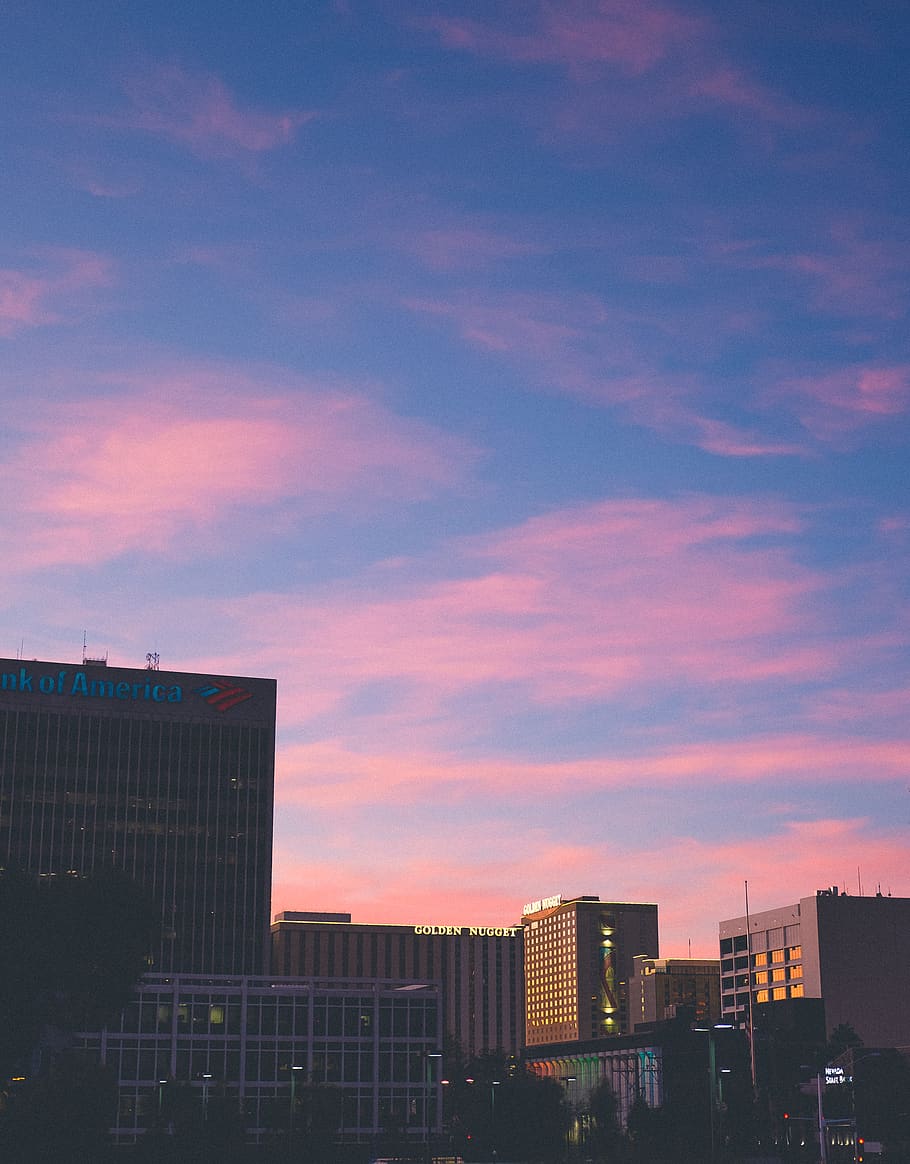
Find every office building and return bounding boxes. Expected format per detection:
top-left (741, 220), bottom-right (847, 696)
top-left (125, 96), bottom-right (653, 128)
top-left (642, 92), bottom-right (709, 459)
top-left (719, 887), bottom-right (910, 1046)
top-left (271, 911), bottom-right (524, 1060)
top-left (630, 956), bottom-right (721, 1028)
top-left (522, 894), bottom-right (659, 1046)
top-left (0, 655), bottom-right (276, 975)
top-left (77, 972), bottom-right (442, 1149)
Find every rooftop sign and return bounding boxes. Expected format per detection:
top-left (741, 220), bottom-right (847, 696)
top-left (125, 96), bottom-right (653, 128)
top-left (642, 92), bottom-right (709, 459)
top-left (522, 894), bottom-right (562, 916)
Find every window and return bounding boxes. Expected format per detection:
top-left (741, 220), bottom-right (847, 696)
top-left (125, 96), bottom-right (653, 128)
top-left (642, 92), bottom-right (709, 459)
top-left (790, 983), bottom-right (804, 998)
top-left (789, 965), bottom-right (802, 979)
top-left (754, 971), bottom-right (768, 985)
top-left (788, 945), bottom-right (802, 960)
top-left (754, 952), bottom-right (768, 967)
top-left (771, 949), bottom-right (784, 963)
top-left (756, 989), bottom-right (769, 1004)
top-left (772, 987), bottom-right (786, 1000)
top-left (772, 968), bottom-right (786, 983)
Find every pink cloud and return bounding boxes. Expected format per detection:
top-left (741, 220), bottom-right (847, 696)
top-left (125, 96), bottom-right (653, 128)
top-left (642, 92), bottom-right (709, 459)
top-left (0, 250), bottom-right (114, 336)
top-left (216, 495), bottom-right (843, 736)
top-left (273, 731), bottom-right (909, 813)
top-left (722, 222), bottom-right (910, 321)
top-left (270, 817), bottom-right (908, 956)
top-left (111, 65), bottom-right (314, 157)
top-left (423, 1), bottom-right (816, 144)
top-left (408, 290), bottom-right (806, 456)
top-left (777, 364), bottom-right (910, 441)
top-left (404, 227), bottom-right (544, 272)
top-left (426, 0), bottom-right (702, 76)
top-left (0, 364), bottom-right (477, 571)
top-left (692, 66), bottom-right (813, 127)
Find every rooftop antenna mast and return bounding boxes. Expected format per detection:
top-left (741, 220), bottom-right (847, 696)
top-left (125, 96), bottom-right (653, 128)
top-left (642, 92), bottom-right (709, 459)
top-left (146, 652), bottom-right (160, 671)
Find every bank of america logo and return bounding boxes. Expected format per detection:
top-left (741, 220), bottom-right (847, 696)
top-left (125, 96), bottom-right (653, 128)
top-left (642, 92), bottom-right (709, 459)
top-left (193, 679), bottom-right (252, 712)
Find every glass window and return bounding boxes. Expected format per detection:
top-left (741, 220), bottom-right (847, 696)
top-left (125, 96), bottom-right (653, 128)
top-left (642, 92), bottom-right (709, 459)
top-left (756, 989), bottom-right (769, 1004)
top-left (771, 949), bottom-right (784, 963)
top-left (754, 952), bottom-right (768, 967)
top-left (788, 945), bottom-right (802, 960)
top-left (772, 986), bottom-right (786, 1000)
top-left (772, 968), bottom-right (786, 982)
top-left (754, 971), bottom-right (768, 985)
top-left (789, 964), bottom-right (802, 979)
top-left (790, 983), bottom-right (804, 997)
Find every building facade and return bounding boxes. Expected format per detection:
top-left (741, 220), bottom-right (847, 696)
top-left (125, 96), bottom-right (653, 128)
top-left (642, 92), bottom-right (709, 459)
top-left (522, 894), bottom-right (659, 1046)
top-left (719, 887), bottom-right (910, 1047)
top-left (0, 656), bottom-right (275, 975)
top-left (77, 973), bottom-right (442, 1149)
top-left (630, 956), bottom-right (721, 1028)
top-left (271, 911), bottom-right (524, 1060)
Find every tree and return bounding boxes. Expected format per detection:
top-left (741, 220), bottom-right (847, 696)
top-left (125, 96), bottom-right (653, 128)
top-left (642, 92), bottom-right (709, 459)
top-left (588, 1078), bottom-right (622, 1162)
top-left (0, 865), bottom-right (159, 1079)
top-left (826, 1022), bottom-right (863, 1062)
top-left (0, 866), bottom-right (159, 1160)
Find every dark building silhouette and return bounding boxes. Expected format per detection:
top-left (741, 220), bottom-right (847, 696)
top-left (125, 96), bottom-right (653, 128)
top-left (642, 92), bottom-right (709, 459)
top-left (0, 655), bottom-right (275, 975)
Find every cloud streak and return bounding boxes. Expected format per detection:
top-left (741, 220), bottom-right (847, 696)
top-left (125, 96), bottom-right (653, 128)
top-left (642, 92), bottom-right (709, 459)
top-left (0, 363), bottom-right (478, 571)
top-left (106, 64), bottom-right (315, 157)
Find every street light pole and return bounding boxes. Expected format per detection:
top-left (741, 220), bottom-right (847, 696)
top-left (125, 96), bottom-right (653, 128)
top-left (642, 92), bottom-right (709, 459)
top-left (425, 1052), bottom-right (442, 1164)
top-left (491, 1079), bottom-right (500, 1162)
top-left (288, 1063), bottom-right (304, 1158)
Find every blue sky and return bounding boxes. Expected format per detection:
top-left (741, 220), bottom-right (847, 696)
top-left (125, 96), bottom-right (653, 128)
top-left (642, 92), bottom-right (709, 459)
top-left (2, 0), bottom-right (908, 952)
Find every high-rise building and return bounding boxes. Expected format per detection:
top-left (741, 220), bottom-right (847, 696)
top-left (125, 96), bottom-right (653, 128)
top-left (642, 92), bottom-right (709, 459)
top-left (522, 894), bottom-right (659, 1046)
top-left (0, 655), bottom-right (275, 975)
top-left (630, 956), bottom-right (721, 1028)
top-left (271, 910), bottom-right (524, 1059)
top-left (718, 887), bottom-right (910, 1047)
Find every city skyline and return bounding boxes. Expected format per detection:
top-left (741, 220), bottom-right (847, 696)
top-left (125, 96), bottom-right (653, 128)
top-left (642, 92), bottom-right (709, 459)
top-left (2, 2), bottom-right (908, 954)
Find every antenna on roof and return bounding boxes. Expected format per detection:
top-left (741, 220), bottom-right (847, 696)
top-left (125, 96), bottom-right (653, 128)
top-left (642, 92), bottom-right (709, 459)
top-left (146, 652), bottom-right (160, 671)
top-left (82, 631), bottom-right (108, 667)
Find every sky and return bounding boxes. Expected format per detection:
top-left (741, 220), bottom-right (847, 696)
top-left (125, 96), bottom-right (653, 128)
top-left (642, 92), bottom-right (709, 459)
top-left (3, 0), bottom-right (908, 956)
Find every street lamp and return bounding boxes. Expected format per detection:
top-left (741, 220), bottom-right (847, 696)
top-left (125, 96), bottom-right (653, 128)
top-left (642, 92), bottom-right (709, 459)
top-left (693, 1024), bottom-right (734, 1164)
top-left (201, 1072), bottom-right (213, 1123)
top-left (425, 1053), bottom-right (442, 1164)
top-left (491, 1080), bottom-right (501, 1162)
top-left (288, 1064), bottom-right (304, 1147)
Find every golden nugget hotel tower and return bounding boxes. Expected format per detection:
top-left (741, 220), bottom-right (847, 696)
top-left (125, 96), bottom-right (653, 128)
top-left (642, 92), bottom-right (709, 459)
top-left (523, 894), bottom-right (659, 1045)
top-left (0, 655), bottom-right (275, 975)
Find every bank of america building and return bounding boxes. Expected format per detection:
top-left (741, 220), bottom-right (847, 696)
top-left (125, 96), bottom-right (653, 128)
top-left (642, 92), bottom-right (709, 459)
top-left (0, 655), bottom-right (275, 975)
top-left (0, 657), bottom-right (443, 1150)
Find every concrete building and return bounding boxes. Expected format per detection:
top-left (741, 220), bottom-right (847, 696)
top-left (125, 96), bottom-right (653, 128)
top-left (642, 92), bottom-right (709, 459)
top-left (0, 655), bottom-right (276, 976)
top-left (271, 910), bottom-right (524, 1060)
top-left (522, 894), bottom-right (659, 1046)
top-left (630, 956), bottom-right (721, 1028)
top-left (719, 887), bottom-right (910, 1046)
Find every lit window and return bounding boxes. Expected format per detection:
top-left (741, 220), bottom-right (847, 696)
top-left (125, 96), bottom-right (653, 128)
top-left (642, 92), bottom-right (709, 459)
top-left (754, 952), bottom-right (768, 967)
top-left (789, 965), bottom-right (802, 979)
top-left (754, 971), bottom-right (768, 985)
top-left (772, 987), bottom-right (786, 1000)
top-left (771, 949), bottom-right (784, 963)
top-left (788, 945), bottom-right (802, 960)
top-left (756, 989), bottom-right (769, 1003)
top-left (790, 983), bottom-right (804, 998)
top-left (772, 968), bottom-right (786, 983)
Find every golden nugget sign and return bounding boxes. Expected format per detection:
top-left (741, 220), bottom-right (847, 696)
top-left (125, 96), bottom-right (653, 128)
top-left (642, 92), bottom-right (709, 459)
top-left (522, 894), bottom-right (562, 916)
top-left (413, 925), bottom-right (519, 937)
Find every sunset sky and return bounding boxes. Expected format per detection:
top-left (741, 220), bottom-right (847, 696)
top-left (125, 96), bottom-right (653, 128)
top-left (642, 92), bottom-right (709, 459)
top-left (3, 0), bottom-right (908, 955)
